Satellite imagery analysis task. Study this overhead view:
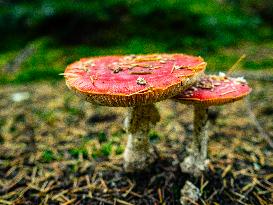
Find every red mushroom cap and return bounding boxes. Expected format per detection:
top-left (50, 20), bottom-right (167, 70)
top-left (64, 54), bottom-right (206, 106)
top-left (174, 73), bottom-right (252, 106)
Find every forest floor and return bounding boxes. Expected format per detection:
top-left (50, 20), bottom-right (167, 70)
top-left (0, 71), bottom-right (272, 205)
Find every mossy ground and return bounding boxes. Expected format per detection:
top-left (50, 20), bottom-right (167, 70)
top-left (1, 38), bottom-right (273, 84)
top-left (0, 74), bottom-right (272, 204)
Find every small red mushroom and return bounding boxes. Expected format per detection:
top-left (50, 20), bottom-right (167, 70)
top-left (64, 54), bottom-right (206, 172)
top-left (173, 73), bottom-right (252, 176)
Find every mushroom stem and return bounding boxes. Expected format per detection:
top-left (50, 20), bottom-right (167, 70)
top-left (180, 104), bottom-right (209, 176)
top-left (193, 105), bottom-right (209, 160)
top-left (124, 104), bottom-right (160, 172)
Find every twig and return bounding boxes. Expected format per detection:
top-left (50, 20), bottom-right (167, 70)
top-left (4, 44), bottom-right (36, 72)
top-left (221, 164), bottom-right (232, 178)
top-left (0, 199), bottom-right (13, 205)
top-left (62, 198), bottom-right (76, 205)
top-left (129, 191), bottom-right (142, 198)
top-left (158, 188), bottom-right (163, 203)
top-left (92, 197), bottom-right (113, 204)
top-left (244, 97), bottom-right (273, 149)
top-left (122, 180), bottom-right (135, 198)
top-left (206, 190), bottom-right (218, 202)
top-left (115, 199), bottom-right (134, 205)
top-left (227, 54), bottom-right (246, 75)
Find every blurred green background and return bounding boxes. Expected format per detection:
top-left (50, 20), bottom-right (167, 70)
top-left (0, 0), bottom-right (273, 84)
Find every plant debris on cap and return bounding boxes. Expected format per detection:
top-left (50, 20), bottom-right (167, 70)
top-left (64, 54), bottom-right (206, 106)
top-left (174, 73), bottom-right (252, 106)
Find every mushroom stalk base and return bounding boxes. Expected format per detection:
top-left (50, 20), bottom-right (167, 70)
top-left (180, 105), bottom-right (209, 177)
top-left (124, 104), bottom-right (160, 172)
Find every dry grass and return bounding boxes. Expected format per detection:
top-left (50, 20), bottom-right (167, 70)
top-left (0, 78), bottom-right (272, 204)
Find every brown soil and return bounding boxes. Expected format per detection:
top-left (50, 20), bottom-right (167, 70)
top-left (0, 78), bottom-right (272, 205)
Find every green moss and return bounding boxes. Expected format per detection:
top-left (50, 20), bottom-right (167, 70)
top-left (98, 131), bottom-right (107, 143)
top-left (68, 164), bottom-right (78, 173)
top-left (91, 150), bottom-right (100, 159)
top-left (34, 109), bottom-right (56, 125)
top-left (100, 142), bottom-right (113, 157)
top-left (91, 143), bottom-right (113, 159)
top-left (68, 148), bottom-right (88, 159)
top-left (149, 131), bottom-right (160, 143)
top-left (42, 150), bottom-right (56, 162)
top-left (115, 145), bottom-right (124, 155)
top-left (111, 130), bottom-right (125, 138)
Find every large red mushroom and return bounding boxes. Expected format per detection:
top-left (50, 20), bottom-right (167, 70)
top-left (64, 54), bottom-right (206, 172)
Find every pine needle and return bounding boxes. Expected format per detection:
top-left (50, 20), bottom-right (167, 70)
top-left (227, 54), bottom-right (246, 75)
